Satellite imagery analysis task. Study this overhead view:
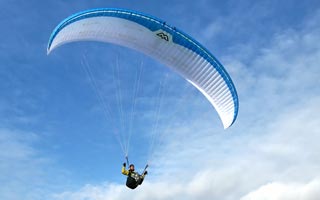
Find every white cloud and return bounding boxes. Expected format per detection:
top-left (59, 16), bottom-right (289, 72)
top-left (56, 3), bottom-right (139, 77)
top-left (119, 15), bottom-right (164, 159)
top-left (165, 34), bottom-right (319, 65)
top-left (52, 183), bottom-right (125, 200)
top-left (201, 20), bottom-right (224, 40)
top-left (0, 129), bottom-right (69, 200)
top-left (240, 179), bottom-right (320, 200)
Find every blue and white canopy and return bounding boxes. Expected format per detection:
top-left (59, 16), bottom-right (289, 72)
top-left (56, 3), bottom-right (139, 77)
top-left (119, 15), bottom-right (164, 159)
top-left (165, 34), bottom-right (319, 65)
top-left (47, 8), bottom-right (239, 129)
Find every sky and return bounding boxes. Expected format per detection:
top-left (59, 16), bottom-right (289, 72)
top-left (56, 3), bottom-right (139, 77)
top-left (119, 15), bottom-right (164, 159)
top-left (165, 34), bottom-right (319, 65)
top-left (1, 0), bottom-right (320, 199)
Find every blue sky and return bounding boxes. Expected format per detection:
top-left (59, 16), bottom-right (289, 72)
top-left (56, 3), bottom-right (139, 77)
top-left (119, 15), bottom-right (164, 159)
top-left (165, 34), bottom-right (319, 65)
top-left (1, 0), bottom-right (320, 199)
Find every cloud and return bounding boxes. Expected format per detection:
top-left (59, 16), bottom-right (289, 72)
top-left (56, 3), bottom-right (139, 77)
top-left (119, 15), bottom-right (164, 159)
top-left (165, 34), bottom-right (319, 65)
top-left (0, 129), bottom-right (42, 199)
top-left (221, 9), bottom-right (320, 132)
top-left (240, 179), bottom-right (320, 200)
top-left (0, 128), bottom-right (70, 200)
top-left (52, 183), bottom-right (125, 200)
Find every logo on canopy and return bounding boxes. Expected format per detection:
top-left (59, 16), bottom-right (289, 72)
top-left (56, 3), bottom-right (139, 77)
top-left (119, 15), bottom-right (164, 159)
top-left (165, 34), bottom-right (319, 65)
top-left (156, 32), bottom-right (169, 41)
top-left (155, 30), bottom-right (172, 42)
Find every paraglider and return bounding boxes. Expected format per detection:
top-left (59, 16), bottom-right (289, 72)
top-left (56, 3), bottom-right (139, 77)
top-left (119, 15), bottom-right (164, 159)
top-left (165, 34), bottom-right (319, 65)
top-left (47, 8), bottom-right (239, 189)
top-left (47, 7), bottom-right (239, 129)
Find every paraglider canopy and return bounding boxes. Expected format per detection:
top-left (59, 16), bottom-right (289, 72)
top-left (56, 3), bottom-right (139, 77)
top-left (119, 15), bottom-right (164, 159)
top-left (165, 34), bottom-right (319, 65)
top-left (47, 8), bottom-right (239, 129)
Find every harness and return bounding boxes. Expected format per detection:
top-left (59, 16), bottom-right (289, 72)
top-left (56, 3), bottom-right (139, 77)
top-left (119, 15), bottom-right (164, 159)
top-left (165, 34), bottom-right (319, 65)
top-left (128, 171), bottom-right (140, 182)
top-left (126, 171), bottom-right (141, 189)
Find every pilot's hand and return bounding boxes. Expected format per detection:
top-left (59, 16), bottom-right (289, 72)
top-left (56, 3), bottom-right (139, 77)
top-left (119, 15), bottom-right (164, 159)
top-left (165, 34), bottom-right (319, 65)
top-left (123, 163), bottom-right (126, 167)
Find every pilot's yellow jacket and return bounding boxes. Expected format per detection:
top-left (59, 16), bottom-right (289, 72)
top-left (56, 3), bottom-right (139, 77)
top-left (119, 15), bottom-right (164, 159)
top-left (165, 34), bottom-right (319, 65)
top-left (121, 166), bottom-right (130, 176)
top-left (122, 166), bottom-right (146, 180)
